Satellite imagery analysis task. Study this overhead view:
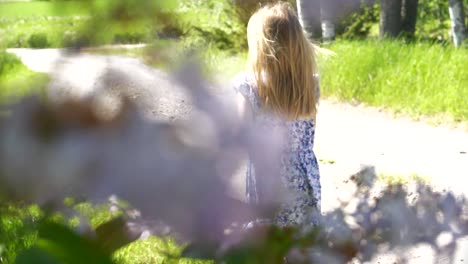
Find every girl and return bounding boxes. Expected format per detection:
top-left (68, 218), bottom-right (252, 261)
top-left (234, 2), bottom-right (321, 228)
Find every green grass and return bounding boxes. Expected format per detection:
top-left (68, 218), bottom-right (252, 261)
top-left (0, 200), bottom-right (209, 264)
top-left (84, 42), bottom-right (171, 69)
top-left (87, 39), bottom-right (468, 125)
top-left (202, 48), bottom-right (247, 82)
top-left (0, 51), bottom-right (48, 102)
top-left (114, 237), bottom-right (211, 264)
top-left (0, 203), bottom-right (42, 263)
top-left (0, 15), bottom-right (154, 48)
top-left (0, 16), bottom-right (88, 48)
top-left (319, 40), bottom-right (468, 123)
top-left (86, 40), bottom-right (248, 83)
top-left (0, 1), bottom-right (156, 48)
top-left (378, 173), bottom-right (430, 185)
top-left (0, 1), bottom-right (89, 18)
top-left (196, 40), bottom-right (468, 125)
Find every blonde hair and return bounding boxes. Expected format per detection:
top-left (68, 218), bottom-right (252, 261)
top-left (247, 2), bottom-right (318, 120)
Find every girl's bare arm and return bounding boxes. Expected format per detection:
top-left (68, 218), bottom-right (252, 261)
top-left (236, 92), bottom-right (253, 123)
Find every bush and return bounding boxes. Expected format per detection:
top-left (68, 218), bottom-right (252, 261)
top-left (339, 2), bottom-right (379, 39)
top-left (232, 0), bottom-right (296, 25)
top-left (336, 0), bottom-right (461, 41)
top-left (27, 33), bottom-right (50, 48)
top-left (62, 31), bottom-right (92, 48)
top-left (113, 31), bottom-right (148, 44)
top-left (176, 0), bottom-right (250, 51)
top-left (0, 51), bottom-right (19, 76)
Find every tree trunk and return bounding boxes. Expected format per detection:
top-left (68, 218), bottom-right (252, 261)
top-left (297, 0), bottom-right (322, 40)
top-left (401, 0), bottom-right (419, 37)
top-left (320, 0), bottom-right (336, 41)
top-left (448, 0), bottom-right (466, 46)
top-left (380, 0), bottom-right (402, 38)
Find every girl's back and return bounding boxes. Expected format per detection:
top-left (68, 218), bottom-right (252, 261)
top-left (235, 2), bottom-right (321, 227)
top-left (234, 72), bottom-right (321, 227)
top-left (234, 72), bottom-right (318, 152)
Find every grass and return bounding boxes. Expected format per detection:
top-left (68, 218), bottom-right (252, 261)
top-left (0, 1), bottom-right (156, 48)
top-left (87, 39), bottom-right (468, 125)
top-left (0, 1), bottom-right (89, 18)
top-left (0, 1), bottom-right (89, 48)
top-left (0, 51), bottom-right (48, 103)
top-left (0, 16), bottom-right (89, 48)
top-left (319, 40), bottom-right (468, 123)
top-left (0, 200), bottom-right (210, 264)
top-left (378, 173), bottom-right (430, 185)
top-left (85, 46), bottom-right (148, 58)
top-left (0, 0), bottom-right (246, 50)
top-left (86, 40), bottom-right (248, 83)
top-left (84, 42), bottom-right (173, 69)
top-left (0, 15), bottom-right (154, 48)
top-left (202, 48), bottom-right (248, 82)
top-left (189, 40), bottom-right (468, 125)
top-left (182, 40), bottom-right (468, 125)
top-left (114, 237), bottom-right (211, 264)
top-left (0, 203), bottom-right (42, 263)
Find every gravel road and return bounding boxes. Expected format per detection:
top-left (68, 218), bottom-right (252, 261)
top-left (7, 48), bottom-right (468, 263)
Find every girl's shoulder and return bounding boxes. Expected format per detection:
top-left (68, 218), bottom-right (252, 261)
top-left (232, 72), bottom-right (260, 111)
top-left (232, 72), bottom-right (257, 98)
top-left (232, 71), bottom-right (255, 89)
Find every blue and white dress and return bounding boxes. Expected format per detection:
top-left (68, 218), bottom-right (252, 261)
top-left (233, 72), bottom-right (321, 227)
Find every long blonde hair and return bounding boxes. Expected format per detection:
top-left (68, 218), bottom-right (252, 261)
top-left (247, 2), bottom-right (318, 120)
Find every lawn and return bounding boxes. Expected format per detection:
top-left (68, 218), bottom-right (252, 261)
top-left (0, 0), bottom-right (89, 48)
top-left (86, 39), bottom-right (468, 125)
top-left (0, 0), bottom-right (155, 48)
top-left (0, 200), bottom-right (210, 264)
top-left (169, 39), bottom-right (468, 124)
top-left (319, 40), bottom-right (468, 123)
top-left (0, 1), bottom-right (89, 18)
top-left (0, 51), bottom-right (48, 103)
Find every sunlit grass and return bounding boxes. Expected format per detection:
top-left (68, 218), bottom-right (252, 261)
top-left (186, 40), bottom-right (468, 126)
top-left (86, 41), bottom-right (248, 84)
top-left (0, 203), bottom-right (42, 263)
top-left (378, 173), bottom-right (430, 185)
top-left (114, 236), bottom-right (211, 264)
top-left (319, 40), bottom-right (468, 123)
top-left (84, 45), bottom-right (148, 58)
top-left (0, 16), bottom-right (87, 48)
top-left (0, 199), bottom-right (209, 264)
top-left (201, 47), bottom-right (247, 83)
top-left (0, 51), bottom-right (48, 103)
top-left (0, 1), bottom-right (155, 48)
top-left (0, 1), bottom-right (89, 18)
top-left (0, 15), bottom-right (153, 48)
top-left (88, 39), bottom-right (468, 125)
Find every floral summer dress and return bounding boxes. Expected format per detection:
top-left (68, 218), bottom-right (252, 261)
top-left (233, 72), bottom-right (321, 228)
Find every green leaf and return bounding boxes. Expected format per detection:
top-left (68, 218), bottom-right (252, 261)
top-left (15, 247), bottom-right (61, 264)
top-left (34, 221), bottom-right (114, 264)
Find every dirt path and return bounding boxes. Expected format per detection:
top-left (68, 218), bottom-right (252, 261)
top-left (7, 48), bottom-right (468, 263)
top-left (316, 99), bottom-right (468, 199)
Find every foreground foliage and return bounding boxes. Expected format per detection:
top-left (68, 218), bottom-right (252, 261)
top-left (0, 66), bottom-right (467, 263)
top-left (1, 1), bottom-right (467, 263)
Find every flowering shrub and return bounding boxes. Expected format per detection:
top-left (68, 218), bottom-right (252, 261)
top-left (1, 0), bottom-right (467, 263)
top-left (0, 59), bottom-right (467, 263)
